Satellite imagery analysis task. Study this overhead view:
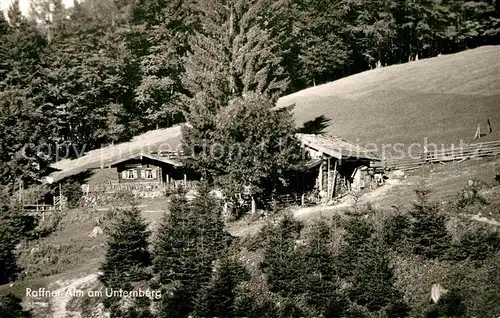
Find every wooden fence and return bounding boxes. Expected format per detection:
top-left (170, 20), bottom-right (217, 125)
top-left (382, 140), bottom-right (500, 171)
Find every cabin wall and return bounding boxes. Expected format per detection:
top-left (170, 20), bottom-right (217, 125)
top-left (311, 154), bottom-right (375, 201)
top-left (116, 158), bottom-right (162, 184)
top-left (113, 157), bottom-right (200, 184)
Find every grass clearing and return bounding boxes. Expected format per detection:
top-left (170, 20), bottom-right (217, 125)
top-left (277, 46), bottom-right (500, 151)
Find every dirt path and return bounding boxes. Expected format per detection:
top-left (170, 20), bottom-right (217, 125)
top-left (360, 179), bottom-right (402, 203)
top-left (50, 273), bottom-right (98, 318)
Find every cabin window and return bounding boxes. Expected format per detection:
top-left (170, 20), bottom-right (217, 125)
top-left (122, 169), bottom-right (137, 179)
top-left (141, 168), bottom-right (156, 179)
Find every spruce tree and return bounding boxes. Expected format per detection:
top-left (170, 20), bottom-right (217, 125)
top-left (35, 0), bottom-right (139, 150)
top-left (409, 190), bottom-right (450, 259)
top-left (260, 214), bottom-right (305, 297)
top-left (99, 206), bottom-right (151, 316)
top-left (130, 0), bottom-right (194, 130)
top-left (0, 1), bottom-right (55, 187)
top-left (383, 212), bottom-right (411, 253)
top-left (193, 256), bottom-right (249, 317)
top-left (340, 215), bottom-right (409, 315)
top-left (301, 219), bottom-right (347, 316)
top-left (153, 185), bottom-right (230, 317)
top-left (337, 215), bottom-right (375, 277)
top-left (182, 0), bottom-right (289, 108)
top-left (293, 0), bottom-right (349, 86)
top-left (0, 192), bottom-right (37, 284)
top-left (348, 237), bottom-right (409, 315)
top-left (0, 224), bottom-right (20, 285)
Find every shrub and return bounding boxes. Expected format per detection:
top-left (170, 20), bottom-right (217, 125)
top-left (426, 288), bottom-right (466, 318)
top-left (446, 253), bottom-right (500, 317)
top-left (0, 293), bottom-right (31, 317)
top-left (392, 254), bottom-right (454, 316)
top-left (34, 210), bottom-right (62, 238)
top-left (453, 180), bottom-right (490, 211)
top-left (61, 181), bottom-right (83, 208)
top-left (17, 238), bottom-right (106, 280)
top-left (448, 228), bottom-right (500, 263)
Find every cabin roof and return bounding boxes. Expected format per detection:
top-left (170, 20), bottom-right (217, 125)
top-left (45, 124), bottom-right (186, 184)
top-left (297, 133), bottom-right (380, 161)
top-left (108, 154), bottom-right (184, 168)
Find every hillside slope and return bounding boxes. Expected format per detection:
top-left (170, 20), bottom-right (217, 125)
top-left (277, 46), bottom-right (500, 155)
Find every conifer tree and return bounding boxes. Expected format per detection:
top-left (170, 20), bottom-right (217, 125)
top-left (348, 236), bottom-right (409, 315)
top-left (0, 14), bottom-right (10, 79)
top-left (409, 190), bottom-right (450, 259)
top-left (100, 206), bottom-right (151, 286)
top-left (1, 2), bottom-right (54, 187)
top-left (337, 215), bottom-right (375, 277)
top-left (181, 0), bottom-right (291, 152)
top-left (301, 219), bottom-right (347, 316)
top-left (340, 215), bottom-right (409, 315)
top-left (36, 0), bottom-right (139, 150)
top-left (193, 256), bottom-right (249, 317)
top-left (183, 0), bottom-right (289, 108)
top-left (99, 206), bottom-right (151, 316)
top-left (293, 0), bottom-right (349, 86)
top-left (0, 192), bottom-right (38, 284)
top-left (383, 212), bottom-right (411, 253)
top-left (153, 186), bottom-right (230, 317)
top-left (260, 214), bottom-right (305, 297)
top-left (0, 224), bottom-right (20, 284)
top-left (130, 0), bottom-right (194, 130)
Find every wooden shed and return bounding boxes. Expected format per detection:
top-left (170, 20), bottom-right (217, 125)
top-left (297, 133), bottom-right (381, 202)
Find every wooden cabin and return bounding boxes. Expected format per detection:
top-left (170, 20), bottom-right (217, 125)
top-left (44, 124), bottom-right (200, 197)
top-left (297, 133), bottom-right (382, 203)
top-left (77, 153), bottom-right (200, 195)
top-left (110, 154), bottom-right (197, 185)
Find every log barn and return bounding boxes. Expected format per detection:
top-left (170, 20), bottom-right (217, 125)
top-left (297, 133), bottom-right (382, 203)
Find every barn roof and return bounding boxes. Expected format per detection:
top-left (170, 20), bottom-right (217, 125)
top-left (45, 124), bottom-right (186, 184)
top-left (297, 133), bottom-right (380, 161)
top-left (107, 154), bottom-right (184, 168)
